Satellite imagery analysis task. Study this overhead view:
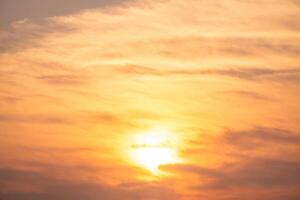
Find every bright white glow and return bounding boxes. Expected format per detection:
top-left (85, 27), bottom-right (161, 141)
top-left (134, 146), bottom-right (176, 172)
top-left (131, 127), bottom-right (179, 173)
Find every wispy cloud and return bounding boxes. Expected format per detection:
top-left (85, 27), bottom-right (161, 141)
top-left (162, 126), bottom-right (300, 199)
top-left (37, 74), bottom-right (88, 86)
top-left (162, 158), bottom-right (300, 189)
top-left (214, 90), bottom-right (273, 101)
top-left (117, 64), bottom-right (300, 81)
top-left (0, 167), bottom-right (179, 200)
top-left (222, 127), bottom-right (300, 148)
top-left (0, 0), bottom-right (299, 199)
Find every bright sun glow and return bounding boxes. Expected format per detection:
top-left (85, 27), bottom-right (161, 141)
top-left (131, 127), bottom-right (179, 173)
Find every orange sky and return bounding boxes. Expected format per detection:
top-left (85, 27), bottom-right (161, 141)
top-left (0, 0), bottom-right (300, 199)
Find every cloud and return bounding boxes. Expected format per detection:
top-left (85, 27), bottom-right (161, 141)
top-left (214, 90), bottom-right (272, 101)
top-left (0, 95), bottom-right (22, 103)
top-left (116, 64), bottom-right (300, 81)
top-left (0, 18), bottom-right (72, 53)
top-left (0, 110), bottom-right (155, 131)
top-left (222, 127), bottom-right (300, 149)
top-left (131, 36), bottom-right (300, 60)
top-left (0, 167), bottom-right (178, 200)
top-left (37, 74), bottom-right (88, 86)
top-left (161, 157), bottom-right (300, 200)
top-left (0, 0), bottom-right (300, 200)
top-left (0, 0), bottom-right (129, 26)
top-left (163, 126), bottom-right (300, 198)
top-left (16, 145), bottom-right (100, 154)
top-left (0, 114), bottom-right (72, 124)
top-left (163, 158), bottom-right (300, 189)
top-left (0, 112), bottom-right (125, 127)
top-left (185, 127), bottom-right (300, 156)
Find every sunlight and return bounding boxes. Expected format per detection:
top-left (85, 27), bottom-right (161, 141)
top-left (130, 127), bottom-right (179, 173)
top-left (134, 146), bottom-right (176, 172)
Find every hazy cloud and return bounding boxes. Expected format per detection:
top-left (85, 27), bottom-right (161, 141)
top-left (163, 158), bottom-right (300, 189)
top-left (37, 74), bottom-right (88, 86)
top-left (222, 127), bottom-right (300, 149)
top-left (117, 64), bottom-right (300, 81)
top-left (0, 167), bottom-right (178, 200)
top-left (0, 0), bottom-right (129, 27)
top-left (0, 114), bottom-right (72, 124)
top-left (214, 90), bottom-right (272, 101)
top-left (1, 0), bottom-right (299, 199)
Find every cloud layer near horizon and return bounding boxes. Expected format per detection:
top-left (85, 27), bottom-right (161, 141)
top-left (0, 0), bottom-right (300, 199)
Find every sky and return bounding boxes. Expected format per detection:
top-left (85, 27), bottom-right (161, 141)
top-left (0, 0), bottom-right (300, 200)
top-left (0, 0), bottom-right (127, 27)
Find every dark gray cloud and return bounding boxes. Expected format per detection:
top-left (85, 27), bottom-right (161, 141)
top-left (0, 167), bottom-right (178, 200)
top-left (0, 19), bottom-right (74, 53)
top-left (0, 0), bottom-right (129, 27)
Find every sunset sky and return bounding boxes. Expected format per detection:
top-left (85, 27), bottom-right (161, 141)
top-left (0, 0), bottom-right (300, 199)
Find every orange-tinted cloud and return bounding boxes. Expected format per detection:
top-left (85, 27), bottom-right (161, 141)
top-left (0, 0), bottom-right (299, 199)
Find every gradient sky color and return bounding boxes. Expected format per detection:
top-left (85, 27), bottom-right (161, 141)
top-left (0, 0), bottom-right (300, 200)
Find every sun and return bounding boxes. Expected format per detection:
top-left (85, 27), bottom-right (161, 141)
top-left (130, 127), bottom-right (179, 173)
top-left (133, 146), bottom-right (176, 172)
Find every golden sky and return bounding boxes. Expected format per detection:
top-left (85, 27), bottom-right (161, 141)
top-left (0, 0), bottom-right (300, 199)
